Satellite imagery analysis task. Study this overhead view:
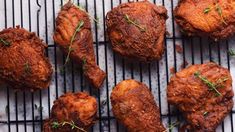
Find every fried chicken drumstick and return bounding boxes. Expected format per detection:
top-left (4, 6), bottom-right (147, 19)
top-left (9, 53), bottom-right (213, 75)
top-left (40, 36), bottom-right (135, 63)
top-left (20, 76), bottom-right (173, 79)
top-left (167, 63), bottom-right (234, 131)
top-left (54, 2), bottom-right (106, 89)
top-left (111, 79), bottom-right (166, 132)
top-left (43, 92), bottom-right (97, 132)
top-left (174, 0), bottom-right (235, 41)
top-left (0, 26), bottom-right (53, 91)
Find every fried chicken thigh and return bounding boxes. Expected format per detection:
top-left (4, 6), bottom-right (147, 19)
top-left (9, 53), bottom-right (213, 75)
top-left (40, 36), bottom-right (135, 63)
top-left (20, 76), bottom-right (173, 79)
top-left (0, 26), bottom-right (52, 91)
top-left (111, 79), bottom-right (166, 132)
top-left (106, 1), bottom-right (168, 62)
top-left (43, 92), bottom-right (97, 132)
top-left (174, 0), bottom-right (235, 41)
top-left (167, 63), bottom-right (234, 131)
top-left (54, 2), bottom-right (106, 89)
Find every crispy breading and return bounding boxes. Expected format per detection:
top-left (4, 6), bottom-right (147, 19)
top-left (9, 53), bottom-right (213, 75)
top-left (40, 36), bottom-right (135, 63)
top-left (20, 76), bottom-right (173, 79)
top-left (174, 0), bottom-right (235, 41)
top-left (54, 2), bottom-right (106, 89)
top-left (106, 1), bottom-right (168, 62)
top-left (111, 79), bottom-right (166, 132)
top-left (43, 92), bottom-right (97, 132)
top-left (167, 63), bottom-right (234, 131)
top-left (0, 26), bottom-right (52, 91)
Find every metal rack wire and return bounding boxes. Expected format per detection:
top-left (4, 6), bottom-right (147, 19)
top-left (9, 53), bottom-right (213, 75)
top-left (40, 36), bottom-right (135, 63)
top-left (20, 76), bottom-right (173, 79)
top-left (0, 0), bottom-right (234, 132)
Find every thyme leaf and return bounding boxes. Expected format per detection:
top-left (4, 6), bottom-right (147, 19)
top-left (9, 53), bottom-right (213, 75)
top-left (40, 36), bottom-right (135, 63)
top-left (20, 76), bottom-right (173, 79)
top-left (82, 57), bottom-right (87, 71)
top-left (51, 121), bottom-right (86, 132)
top-left (76, 5), bottom-right (99, 23)
top-left (203, 7), bottom-right (211, 14)
top-left (215, 4), bottom-right (227, 25)
top-left (24, 62), bottom-right (31, 75)
top-left (163, 121), bottom-right (180, 132)
top-left (64, 20), bottom-right (84, 66)
top-left (203, 2), bottom-right (227, 25)
top-left (0, 38), bottom-right (11, 46)
top-left (51, 121), bottom-right (60, 129)
top-left (124, 14), bottom-right (146, 32)
top-left (194, 72), bottom-right (222, 96)
top-left (203, 111), bottom-right (209, 116)
top-left (228, 49), bottom-right (235, 56)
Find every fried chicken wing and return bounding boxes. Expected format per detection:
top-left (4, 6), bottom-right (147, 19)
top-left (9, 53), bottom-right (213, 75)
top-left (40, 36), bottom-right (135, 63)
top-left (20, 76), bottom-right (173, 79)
top-left (106, 1), bottom-right (168, 62)
top-left (174, 0), bottom-right (235, 41)
top-left (167, 63), bottom-right (234, 131)
top-left (54, 2), bottom-right (106, 89)
top-left (111, 79), bottom-right (166, 132)
top-left (0, 26), bottom-right (53, 91)
top-left (43, 92), bottom-right (97, 132)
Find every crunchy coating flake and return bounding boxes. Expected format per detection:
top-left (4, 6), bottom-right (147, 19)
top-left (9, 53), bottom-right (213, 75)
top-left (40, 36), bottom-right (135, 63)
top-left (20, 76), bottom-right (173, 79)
top-left (106, 1), bottom-right (168, 62)
top-left (0, 26), bottom-right (52, 91)
top-left (167, 63), bottom-right (234, 131)
top-left (111, 79), bottom-right (166, 132)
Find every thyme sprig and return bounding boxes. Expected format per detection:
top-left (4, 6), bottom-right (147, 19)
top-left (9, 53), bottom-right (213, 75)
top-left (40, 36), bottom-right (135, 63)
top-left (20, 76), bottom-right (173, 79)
top-left (0, 38), bottom-right (11, 47)
top-left (203, 111), bottom-right (209, 116)
top-left (23, 62), bottom-right (31, 75)
top-left (228, 49), bottom-right (235, 56)
top-left (194, 72), bottom-right (228, 96)
top-left (163, 121), bottom-right (180, 132)
top-left (51, 121), bottom-right (86, 132)
top-left (76, 5), bottom-right (99, 23)
top-left (203, 2), bottom-right (227, 25)
top-left (124, 14), bottom-right (146, 32)
top-left (64, 20), bottom-right (84, 66)
top-left (82, 57), bottom-right (87, 71)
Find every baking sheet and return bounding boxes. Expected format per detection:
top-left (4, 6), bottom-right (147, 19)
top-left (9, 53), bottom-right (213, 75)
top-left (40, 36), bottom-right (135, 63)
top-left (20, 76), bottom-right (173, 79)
top-left (0, 0), bottom-right (235, 131)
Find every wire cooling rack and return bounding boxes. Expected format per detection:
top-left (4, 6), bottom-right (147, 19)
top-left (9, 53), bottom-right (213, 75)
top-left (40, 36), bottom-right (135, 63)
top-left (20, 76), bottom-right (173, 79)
top-left (0, 0), bottom-right (235, 132)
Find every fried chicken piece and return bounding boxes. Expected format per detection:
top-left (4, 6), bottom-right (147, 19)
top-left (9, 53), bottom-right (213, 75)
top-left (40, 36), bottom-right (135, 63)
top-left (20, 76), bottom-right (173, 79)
top-left (54, 2), bottom-right (106, 89)
top-left (106, 1), bottom-right (168, 62)
top-left (111, 79), bottom-right (166, 132)
top-left (174, 0), bottom-right (235, 41)
top-left (43, 92), bottom-right (97, 132)
top-left (167, 62), bottom-right (234, 131)
top-left (0, 26), bottom-right (52, 91)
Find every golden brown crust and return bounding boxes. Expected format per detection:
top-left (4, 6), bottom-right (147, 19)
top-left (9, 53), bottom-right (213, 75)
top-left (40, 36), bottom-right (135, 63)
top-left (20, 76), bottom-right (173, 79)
top-left (43, 92), bottom-right (97, 132)
top-left (54, 2), bottom-right (106, 89)
top-left (106, 1), bottom-right (168, 62)
top-left (174, 0), bottom-right (235, 41)
top-left (111, 79), bottom-right (166, 132)
top-left (167, 63), bottom-right (234, 131)
top-left (0, 26), bottom-right (53, 91)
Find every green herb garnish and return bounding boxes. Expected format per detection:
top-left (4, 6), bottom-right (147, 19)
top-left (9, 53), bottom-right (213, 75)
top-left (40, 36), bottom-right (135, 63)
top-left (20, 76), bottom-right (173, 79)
top-left (228, 49), bottom-right (235, 56)
top-left (124, 14), bottom-right (146, 32)
top-left (82, 57), bottom-right (87, 71)
top-left (203, 2), bottom-right (227, 25)
top-left (203, 111), bottom-right (209, 116)
top-left (0, 38), bottom-right (11, 46)
top-left (51, 121), bottom-right (86, 132)
top-left (164, 121), bottom-right (180, 132)
top-left (76, 5), bottom-right (99, 23)
top-left (24, 62), bottom-right (31, 75)
top-left (204, 7), bottom-right (211, 14)
top-left (215, 4), bottom-right (227, 25)
top-left (64, 20), bottom-right (84, 66)
top-left (194, 72), bottom-right (228, 96)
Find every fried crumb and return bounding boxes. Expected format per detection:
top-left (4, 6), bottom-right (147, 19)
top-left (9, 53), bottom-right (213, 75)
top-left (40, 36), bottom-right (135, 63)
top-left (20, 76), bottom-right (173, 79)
top-left (166, 31), bottom-right (171, 37)
top-left (170, 67), bottom-right (176, 74)
top-left (175, 44), bottom-right (183, 54)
